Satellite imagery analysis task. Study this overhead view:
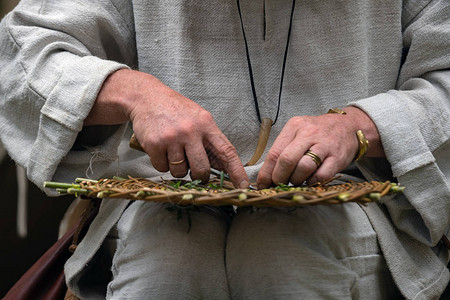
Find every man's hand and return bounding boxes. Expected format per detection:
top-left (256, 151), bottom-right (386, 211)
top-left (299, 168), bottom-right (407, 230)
top-left (85, 69), bottom-right (249, 188)
top-left (256, 107), bottom-right (384, 189)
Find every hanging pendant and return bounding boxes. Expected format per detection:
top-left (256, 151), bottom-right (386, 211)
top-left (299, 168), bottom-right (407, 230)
top-left (238, 0), bottom-right (296, 167)
top-left (245, 118), bottom-right (273, 166)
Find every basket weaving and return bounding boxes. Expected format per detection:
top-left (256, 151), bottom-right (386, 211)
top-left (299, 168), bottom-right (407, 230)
top-left (44, 176), bottom-right (403, 207)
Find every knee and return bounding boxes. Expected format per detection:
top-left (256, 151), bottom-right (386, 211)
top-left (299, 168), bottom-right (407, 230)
top-left (107, 202), bottom-right (231, 299)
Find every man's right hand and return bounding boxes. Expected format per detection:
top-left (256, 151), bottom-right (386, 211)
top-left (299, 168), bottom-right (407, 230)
top-left (85, 69), bottom-right (249, 188)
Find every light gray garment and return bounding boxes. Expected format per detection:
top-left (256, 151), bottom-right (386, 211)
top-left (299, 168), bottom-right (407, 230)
top-left (0, 0), bottom-right (449, 298)
top-left (226, 202), bottom-right (400, 299)
top-left (103, 198), bottom-right (400, 299)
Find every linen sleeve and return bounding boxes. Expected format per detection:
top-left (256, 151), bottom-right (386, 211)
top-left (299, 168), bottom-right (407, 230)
top-left (0, 0), bottom-right (137, 187)
top-left (350, 0), bottom-right (450, 246)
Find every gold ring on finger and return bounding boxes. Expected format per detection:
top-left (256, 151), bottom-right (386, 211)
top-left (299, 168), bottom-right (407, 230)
top-left (169, 159), bottom-right (185, 165)
top-left (304, 150), bottom-right (322, 168)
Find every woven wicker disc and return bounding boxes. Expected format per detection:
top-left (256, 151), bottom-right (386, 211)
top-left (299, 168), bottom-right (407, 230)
top-left (75, 177), bottom-right (395, 207)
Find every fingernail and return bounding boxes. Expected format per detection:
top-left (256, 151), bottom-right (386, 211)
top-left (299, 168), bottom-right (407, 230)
top-left (307, 177), bottom-right (318, 185)
top-left (239, 180), bottom-right (249, 189)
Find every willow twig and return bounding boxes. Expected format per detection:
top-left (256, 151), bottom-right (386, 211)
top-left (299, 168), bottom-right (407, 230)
top-left (44, 177), bottom-right (402, 207)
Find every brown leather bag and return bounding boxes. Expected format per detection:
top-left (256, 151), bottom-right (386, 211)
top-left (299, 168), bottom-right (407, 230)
top-left (4, 199), bottom-right (100, 300)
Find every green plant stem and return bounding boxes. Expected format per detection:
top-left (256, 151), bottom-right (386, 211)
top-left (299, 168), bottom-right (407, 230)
top-left (67, 188), bottom-right (89, 195)
top-left (75, 178), bottom-right (98, 183)
top-left (44, 182), bottom-right (81, 189)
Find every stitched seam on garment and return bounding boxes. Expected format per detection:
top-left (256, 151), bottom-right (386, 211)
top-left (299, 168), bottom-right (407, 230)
top-left (339, 254), bottom-right (382, 261)
top-left (107, 0), bottom-right (135, 36)
top-left (390, 152), bottom-right (435, 178)
top-left (411, 265), bottom-right (449, 300)
top-left (106, 229), bottom-right (124, 299)
top-left (38, 0), bottom-right (44, 14)
top-left (4, 15), bottom-right (52, 102)
top-left (403, 0), bottom-right (435, 29)
top-left (40, 105), bottom-right (81, 131)
top-left (351, 93), bottom-right (436, 178)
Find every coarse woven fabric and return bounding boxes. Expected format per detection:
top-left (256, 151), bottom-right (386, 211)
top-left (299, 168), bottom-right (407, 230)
top-left (0, 0), bottom-right (449, 299)
top-left (101, 200), bottom-right (400, 299)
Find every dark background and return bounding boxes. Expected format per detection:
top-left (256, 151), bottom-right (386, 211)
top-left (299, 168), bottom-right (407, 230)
top-left (0, 1), bottom-right (72, 297)
top-left (0, 156), bottom-right (72, 297)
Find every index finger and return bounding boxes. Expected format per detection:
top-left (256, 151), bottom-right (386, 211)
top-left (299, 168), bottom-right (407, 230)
top-left (206, 133), bottom-right (249, 189)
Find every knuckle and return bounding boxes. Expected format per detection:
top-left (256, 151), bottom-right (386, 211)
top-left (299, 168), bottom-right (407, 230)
top-left (298, 158), bottom-right (316, 173)
top-left (194, 110), bottom-right (214, 130)
top-left (145, 134), bottom-right (163, 149)
top-left (162, 129), bottom-right (179, 143)
top-left (278, 152), bottom-right (298, 167)
top-left (135, 133), bottom-right (151, 150)
top-left (199, 110), bottom-right (214, 123)
top-left (177, 120), bottom-right (196, 136)
top-left (266, 149), bottom-right (281, 163)
top-left (287, 116), bottom-right (304, 127)
top-left (216, 143), bottom-right (238, 161)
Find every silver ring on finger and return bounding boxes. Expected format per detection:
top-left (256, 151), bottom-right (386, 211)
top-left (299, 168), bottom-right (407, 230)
top-left (304, 150), bottom-right (322, 168)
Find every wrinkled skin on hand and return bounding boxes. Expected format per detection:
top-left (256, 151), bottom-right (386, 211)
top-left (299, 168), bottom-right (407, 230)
top-left (256, 107), bottom-right (384, 189)
top-left (85, 69), bottom-right (249, 188)
top-left (86, 70), bottom-right (383, 190)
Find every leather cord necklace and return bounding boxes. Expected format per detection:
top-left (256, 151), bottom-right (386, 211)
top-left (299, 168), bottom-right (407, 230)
top-left (237, 0), bottom-right (296, 166)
